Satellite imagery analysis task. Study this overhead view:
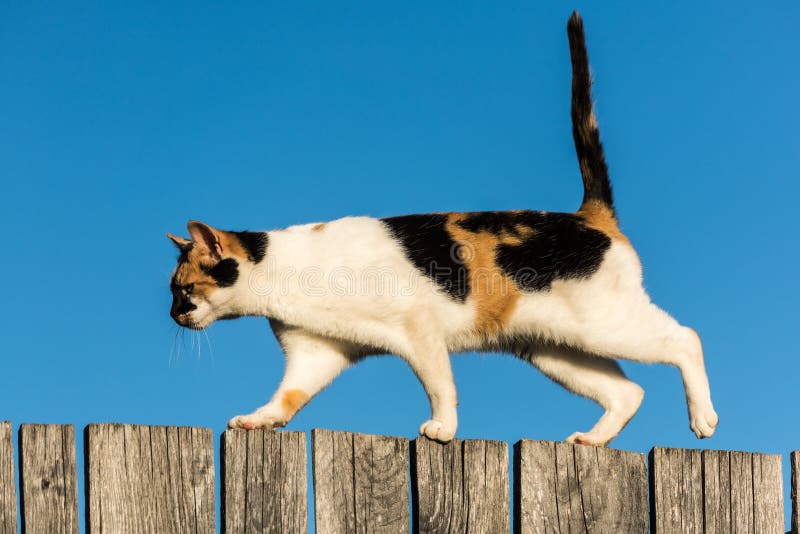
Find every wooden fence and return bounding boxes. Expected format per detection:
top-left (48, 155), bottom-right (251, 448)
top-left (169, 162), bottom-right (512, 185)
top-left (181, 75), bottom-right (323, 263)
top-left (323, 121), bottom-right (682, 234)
top-left (0, 421), bottom-right (796, 533)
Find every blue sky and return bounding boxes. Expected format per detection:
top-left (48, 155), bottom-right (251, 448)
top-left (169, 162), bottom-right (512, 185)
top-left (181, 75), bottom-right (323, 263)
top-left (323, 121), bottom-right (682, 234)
top-left (2, 1), bottom-right (798, 530)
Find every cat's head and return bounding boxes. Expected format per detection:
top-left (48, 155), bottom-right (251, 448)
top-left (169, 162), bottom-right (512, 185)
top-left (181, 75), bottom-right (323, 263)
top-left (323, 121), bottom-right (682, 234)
top-left (167, 221), bottom-right (268, 330)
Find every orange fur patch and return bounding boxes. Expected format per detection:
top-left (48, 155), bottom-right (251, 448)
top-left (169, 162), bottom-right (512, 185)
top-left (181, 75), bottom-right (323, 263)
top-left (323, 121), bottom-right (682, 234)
top-left (216, 231), bottom-right (250, 259)
top-left (312, 223), bottom-right (326, 232)
top-left (445, 214), bottom-right (522, 337)
top-left (577, 200), bottom-right (629, 244)
top-left (280, 389), bottom-right (309, 418)
top-left (172, 227), bottom-right (255, 295)
top-left (172, 249), bottom-right (221, 299)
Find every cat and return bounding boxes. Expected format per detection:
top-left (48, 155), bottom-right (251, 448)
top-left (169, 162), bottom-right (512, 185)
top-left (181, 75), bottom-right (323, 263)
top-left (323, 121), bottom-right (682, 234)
top-left (167, 12), bottom-right (717, 446)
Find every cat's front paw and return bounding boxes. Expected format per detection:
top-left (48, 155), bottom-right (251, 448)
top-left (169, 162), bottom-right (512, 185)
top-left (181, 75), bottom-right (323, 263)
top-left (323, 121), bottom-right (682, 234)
top-left (689, 404), bottom-right (719, 439)
top-left (227, 412), bottom-right (285, 431)
top-left (419, 419), bottom-right (456, 443)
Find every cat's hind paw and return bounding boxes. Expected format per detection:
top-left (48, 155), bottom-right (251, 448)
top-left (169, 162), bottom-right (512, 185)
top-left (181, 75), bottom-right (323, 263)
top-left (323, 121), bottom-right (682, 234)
top-left (565, 431), bottom-right (610, 447)
top-left (227, 413), bottom-right (285, 431)
top-left (419, 419), bottom-right (456, 443)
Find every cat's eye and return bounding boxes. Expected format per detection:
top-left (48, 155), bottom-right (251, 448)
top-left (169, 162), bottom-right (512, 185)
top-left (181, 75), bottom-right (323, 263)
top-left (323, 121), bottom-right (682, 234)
top-left (183, 283), bottom-right (194, 295)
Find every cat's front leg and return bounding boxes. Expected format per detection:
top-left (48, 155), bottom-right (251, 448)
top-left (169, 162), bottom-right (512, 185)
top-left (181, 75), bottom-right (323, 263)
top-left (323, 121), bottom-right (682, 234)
top-left (401, 331), bottom-right (458, 443)
top-left (228, 327), bottom-right (353, 430)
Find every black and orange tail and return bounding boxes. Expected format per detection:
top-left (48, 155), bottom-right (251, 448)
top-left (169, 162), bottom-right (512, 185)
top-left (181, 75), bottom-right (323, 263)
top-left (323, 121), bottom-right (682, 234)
top-left (567, 12), bottom-right (614, 214)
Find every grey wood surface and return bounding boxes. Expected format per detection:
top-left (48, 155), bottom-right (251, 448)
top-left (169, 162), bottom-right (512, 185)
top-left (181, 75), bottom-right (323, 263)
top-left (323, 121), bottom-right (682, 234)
top-left (650, 447), bottom-right (783, 534)
top-left (412, 436), bottom-right (509, 534)
top-left (86, 424), bottom-right (215, 534)
top-left (650, 447), bottom-right (703, 534)
top-left (0, 422), bottom-right (16, 534)
top-left (701, 450), bottom-right (731, 533)
top-left (792, 451), bottom-right (799, 534)
top-left (313, 428), bottom-right (409, 534)
top-left (514, 439), bottom-right (647, 533)
top-left (19, 424), bottom-right (78, 534)
top-left (750, 451), bottom-right (783, 534)
top-left (222, 429), bottom-right (307, 534)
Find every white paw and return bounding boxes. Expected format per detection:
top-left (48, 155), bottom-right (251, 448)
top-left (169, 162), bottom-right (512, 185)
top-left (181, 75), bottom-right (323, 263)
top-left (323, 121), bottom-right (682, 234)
top-left (227, 412), bottom-right (285, 430)
top-left (419, 419), bottom-right (456, 443)
top-left (689, 404), bottom-right (719, 439)
top-left (565, 431), bottom-right (609, 447)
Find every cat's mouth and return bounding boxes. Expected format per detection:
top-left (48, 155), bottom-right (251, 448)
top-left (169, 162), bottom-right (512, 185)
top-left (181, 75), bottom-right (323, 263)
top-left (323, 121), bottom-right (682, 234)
top-left (174, 314), bottom-right (209, 331)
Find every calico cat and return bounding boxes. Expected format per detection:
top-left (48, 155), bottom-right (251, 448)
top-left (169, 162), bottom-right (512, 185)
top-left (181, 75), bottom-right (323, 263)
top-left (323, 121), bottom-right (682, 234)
top-left (167, 12), bottom-right (717, 446)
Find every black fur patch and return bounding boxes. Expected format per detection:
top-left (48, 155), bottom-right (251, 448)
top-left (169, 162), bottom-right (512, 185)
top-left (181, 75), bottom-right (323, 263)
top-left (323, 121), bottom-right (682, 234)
top-left (205, 258), bottom-right (239, 287)
top-left (457, 210), bottom-right (611, 291)
top-left (232, 231), bottom-right (268, 263)
top-left (382, 214), bottom-right (469, 301)
top-left (567, 12), bottom-right (614, 210)
top-left (169, 279), bottom-right (197, 318)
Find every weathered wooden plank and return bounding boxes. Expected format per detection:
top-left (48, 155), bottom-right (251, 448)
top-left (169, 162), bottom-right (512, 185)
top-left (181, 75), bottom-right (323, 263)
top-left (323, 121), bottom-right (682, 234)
top-left (729, 451), bottom-right (755, 532)
top-left (792, 451), bottom-right (800, 534)
top-left (413, 437), bottom-right (508, 534)
top-left (412, 437), bottom-right (465, 533)
top-left (701, 450), bottom-right (731, 533)
top-left (19, 424), bottom-right (78, 534)
top-left (222, 429), bottom-right (307, 534)
top-left (751, 452), bottom-right (782, 534)
top-left (650, 447), bottom-right (703, 534)
top-left (313, 429), bottom-right (354, 533)
top-left (0, 422), bottom-right (16, 534)
top-left (86, 424), bottom-right (215, 534)
top-left (651, 447), bottom-right (783, 534)
top-left (353, 433), bottom-right (410, 533)
top-left (313, 429), bottom-right (409, 534)
top-left (515, 440), bottom-right (647, 533)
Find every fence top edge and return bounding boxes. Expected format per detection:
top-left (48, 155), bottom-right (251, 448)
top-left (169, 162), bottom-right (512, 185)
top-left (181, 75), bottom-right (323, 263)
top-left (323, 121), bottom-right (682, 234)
top-left (19, 423), bottom-right (75, 430)
top-left (0, 422), bottom-right (790, 459)
top-left (85, 423), bottom-right (214, 433)
top-left (224, 428), bottom-right (306, 438)
top-left (311, 427), bottom-right (409, 443)
top-left (515, 438), bottom-right (645, 457)
top-left (650, 445), bottom-right (783, 458)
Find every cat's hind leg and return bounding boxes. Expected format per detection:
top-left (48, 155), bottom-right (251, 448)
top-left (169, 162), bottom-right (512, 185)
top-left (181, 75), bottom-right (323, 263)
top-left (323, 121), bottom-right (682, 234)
top-left (520, 346), bottom-right (644, 446)
top-left (577, 299), bottom-right (718, 439)
top-left (227, 324), bottom-right (354, 430)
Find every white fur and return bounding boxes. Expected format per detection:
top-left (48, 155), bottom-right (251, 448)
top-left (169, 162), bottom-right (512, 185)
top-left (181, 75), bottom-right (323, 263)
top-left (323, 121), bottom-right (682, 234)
top-left (190, 216), bottom-right (717, 445)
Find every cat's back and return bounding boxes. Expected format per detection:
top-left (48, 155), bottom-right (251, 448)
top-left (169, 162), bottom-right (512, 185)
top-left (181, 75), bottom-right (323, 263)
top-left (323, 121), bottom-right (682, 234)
top-left (270, 208), bottom-right (632, 297)
top-left (379, 209), bottom-right (622, 292)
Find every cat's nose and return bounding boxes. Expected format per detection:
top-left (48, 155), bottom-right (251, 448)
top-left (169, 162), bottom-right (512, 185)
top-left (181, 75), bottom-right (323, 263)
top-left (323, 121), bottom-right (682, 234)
top-left (170, 297), bottom-right (197, 321)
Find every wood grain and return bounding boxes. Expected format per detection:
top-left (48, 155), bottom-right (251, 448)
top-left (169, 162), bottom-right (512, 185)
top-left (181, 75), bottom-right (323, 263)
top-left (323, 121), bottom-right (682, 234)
top-left (0, 422), bottom-right (16, 534)
top-left (650, 447), bottom-right (703, 534)
top-left (412, 436), bottom-right (509, 534)
top-left (750, 452), bottom-right (782, 534)
top-left (313, 429), bottom-right (409, 534)
top-left (222, 429), bottom-right (307, 534)
top-left (19, 424), bottom-right (78, 534)
top-left (650, 447), bottom-right (783, 534)
top-left (701, 450), bottom-right (731, 533)
top-left (515, 440), bottom-right (647, 533)
top-left (86, 424), bottom-right (215, 534)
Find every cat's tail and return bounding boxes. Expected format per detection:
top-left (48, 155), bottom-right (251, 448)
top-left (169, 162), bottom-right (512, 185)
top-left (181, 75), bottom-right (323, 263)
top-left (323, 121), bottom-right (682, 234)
top-left (567, 12), bottom-right (614, 213)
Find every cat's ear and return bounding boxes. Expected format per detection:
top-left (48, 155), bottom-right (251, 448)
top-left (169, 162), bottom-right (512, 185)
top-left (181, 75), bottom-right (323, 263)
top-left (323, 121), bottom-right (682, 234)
top-left (166, 233), bottom-right (192, 251)
top-left (187, 220), bottom-right (224, 260)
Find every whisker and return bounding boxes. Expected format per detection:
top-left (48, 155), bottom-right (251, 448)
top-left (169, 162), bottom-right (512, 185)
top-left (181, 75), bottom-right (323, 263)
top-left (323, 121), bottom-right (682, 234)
top-left (177, 329), bottom-right (185, 362)
top-left (203, 330), bottom-right (215, 365)
top-left (196, 331), bottom-right (202, 361)
top-left (169, 327), bottom-right (180, 367)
